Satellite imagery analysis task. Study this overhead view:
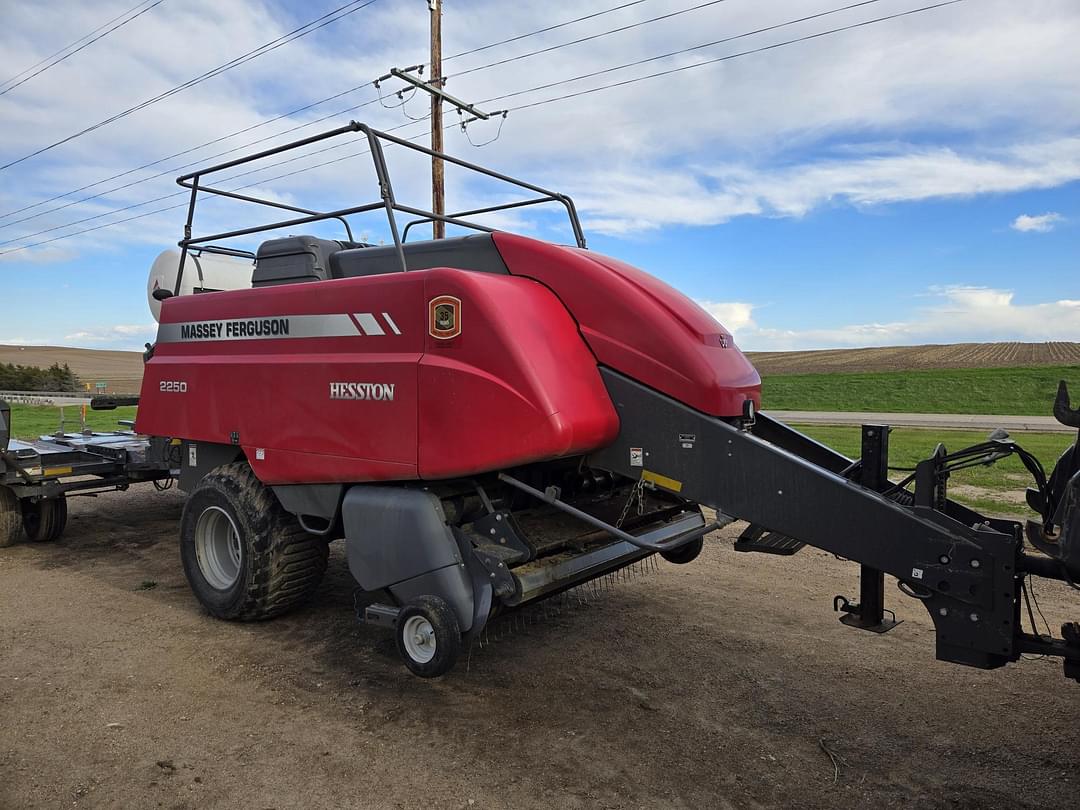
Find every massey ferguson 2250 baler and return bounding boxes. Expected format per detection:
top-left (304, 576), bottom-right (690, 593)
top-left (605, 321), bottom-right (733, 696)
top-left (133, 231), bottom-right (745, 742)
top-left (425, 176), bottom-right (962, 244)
top-left (4, 121), bottom-right (1078, 679)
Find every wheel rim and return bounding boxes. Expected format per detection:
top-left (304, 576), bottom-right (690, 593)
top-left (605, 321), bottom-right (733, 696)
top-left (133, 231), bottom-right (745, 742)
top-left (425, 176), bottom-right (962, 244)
top-left (194, 506), bottom-right (242, 590)
top-left (402, 615), bottom-right (437, 664)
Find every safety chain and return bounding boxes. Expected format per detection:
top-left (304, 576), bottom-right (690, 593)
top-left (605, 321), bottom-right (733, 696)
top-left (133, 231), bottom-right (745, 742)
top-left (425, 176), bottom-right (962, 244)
top-left (615, 476), bottom-right (647, 528)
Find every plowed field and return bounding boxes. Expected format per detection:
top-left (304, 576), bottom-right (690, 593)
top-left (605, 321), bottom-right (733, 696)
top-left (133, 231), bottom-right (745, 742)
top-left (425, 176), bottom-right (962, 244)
top-left (749, 342), bottom-right (1080, 375)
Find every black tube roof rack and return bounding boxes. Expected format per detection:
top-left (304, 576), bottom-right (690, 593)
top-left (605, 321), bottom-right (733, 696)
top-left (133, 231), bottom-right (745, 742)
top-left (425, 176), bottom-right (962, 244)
top-left (173, 121), bottom-right (586, 295)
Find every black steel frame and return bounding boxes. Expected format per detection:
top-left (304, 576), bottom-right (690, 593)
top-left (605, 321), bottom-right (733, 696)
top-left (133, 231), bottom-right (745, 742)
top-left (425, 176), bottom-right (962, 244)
top-left (588, 369), bottom-right (1080, 681)
top-left (172, 121), bottom-right (587, 295)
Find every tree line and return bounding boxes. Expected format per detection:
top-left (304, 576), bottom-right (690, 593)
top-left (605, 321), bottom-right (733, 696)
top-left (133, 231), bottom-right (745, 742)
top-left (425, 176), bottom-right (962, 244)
top-left (0, 362), bottom-right (81, 392)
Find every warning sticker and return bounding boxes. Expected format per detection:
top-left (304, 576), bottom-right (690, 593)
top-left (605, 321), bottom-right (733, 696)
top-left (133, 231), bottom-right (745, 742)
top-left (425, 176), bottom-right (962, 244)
top-left (188, 445), bottom-right (197, 467)
top-left (629, 447), bottom-right (644, 467)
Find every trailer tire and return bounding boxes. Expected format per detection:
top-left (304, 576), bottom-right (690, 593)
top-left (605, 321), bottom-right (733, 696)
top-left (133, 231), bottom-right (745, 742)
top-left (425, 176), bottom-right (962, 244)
top-left (395, 596), bottom-right (461, 678)
top-left (22, 496), bottom-right (68, 543)
top-left (180, 462), bottom-right (328, 621)
top-left (659, 536), bottom-right (703, 565)
top-left (0, 486), bottom-right (21, 548)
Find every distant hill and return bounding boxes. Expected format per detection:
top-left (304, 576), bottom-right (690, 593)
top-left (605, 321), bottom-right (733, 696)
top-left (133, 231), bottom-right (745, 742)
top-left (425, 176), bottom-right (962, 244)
top-left (747, 342), bottom-right (1080, 376)
top-left (2, 341), bottom-right (1078, 393)
top-left (0, 345), bottom-right (144, 393)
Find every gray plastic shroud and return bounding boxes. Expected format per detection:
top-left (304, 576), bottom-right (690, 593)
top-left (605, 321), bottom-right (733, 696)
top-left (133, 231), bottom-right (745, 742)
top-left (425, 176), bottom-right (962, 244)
top-left (342, 486), bottom-right (475, 631)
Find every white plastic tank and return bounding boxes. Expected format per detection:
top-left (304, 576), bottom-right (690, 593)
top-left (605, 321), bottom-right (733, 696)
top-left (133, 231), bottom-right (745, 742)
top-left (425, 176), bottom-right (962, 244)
top-left (147, 249), bottom-right (255, 321)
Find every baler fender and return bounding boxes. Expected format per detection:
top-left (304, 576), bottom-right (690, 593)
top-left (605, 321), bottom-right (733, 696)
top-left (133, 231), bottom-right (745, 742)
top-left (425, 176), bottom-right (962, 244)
top-left (342, 487), bottom-right (480, 633)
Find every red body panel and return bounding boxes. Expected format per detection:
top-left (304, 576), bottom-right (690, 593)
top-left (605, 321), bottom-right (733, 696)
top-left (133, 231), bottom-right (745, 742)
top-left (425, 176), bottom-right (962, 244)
top-left (137, 274), bottom-right (425, 483)
top-left (136, 268), bottom-right (618, 484)
top-left (418, 269), bottom-right (617, 479)
top-left (494, 232), bottom-right (761, 417)
top-left (137, 233), bottom-right (761, 484)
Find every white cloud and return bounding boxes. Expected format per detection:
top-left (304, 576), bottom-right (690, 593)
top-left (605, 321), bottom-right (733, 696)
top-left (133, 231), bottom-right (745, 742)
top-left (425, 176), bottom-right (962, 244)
top-left (1, 1), bottom-right (1080, 347)
top-left (64, 324), bottom-right (156, 348)
top-left (2, 0), bottom-right (1080, 246)
top-left (1011, 212), bottom-right (1064, 233)
top-left (0, 244), bottom-right (77, 264)
top-left (729, 286), bottom-right (1080, 351)
top-left (696, 300), bottom-right (756, 333)
top-left (566, 140), bottom-right (1080, 234)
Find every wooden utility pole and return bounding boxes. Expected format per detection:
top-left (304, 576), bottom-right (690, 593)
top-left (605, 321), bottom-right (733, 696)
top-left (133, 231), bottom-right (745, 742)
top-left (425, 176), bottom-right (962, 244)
top-left (429, 0), bottom-right (444, 240)
top-left (377, 3), bottom-right (494, 240)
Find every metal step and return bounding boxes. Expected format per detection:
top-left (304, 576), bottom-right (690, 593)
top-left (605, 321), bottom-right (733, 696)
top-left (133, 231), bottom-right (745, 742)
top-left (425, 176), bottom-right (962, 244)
top-left (734, 523), bottom-right (805, 556)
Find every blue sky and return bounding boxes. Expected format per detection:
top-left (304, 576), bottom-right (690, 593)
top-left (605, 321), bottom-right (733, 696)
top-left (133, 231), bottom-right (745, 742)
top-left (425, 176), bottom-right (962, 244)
top-left (0, 0), bottom-right (1078, 351)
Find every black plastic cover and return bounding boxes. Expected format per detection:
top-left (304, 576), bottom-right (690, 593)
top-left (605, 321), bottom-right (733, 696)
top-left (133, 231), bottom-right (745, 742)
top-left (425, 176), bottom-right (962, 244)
top-left (330, 234), bottom-right (509, 278)
top-left (252, 236), bottom-right (362, 287)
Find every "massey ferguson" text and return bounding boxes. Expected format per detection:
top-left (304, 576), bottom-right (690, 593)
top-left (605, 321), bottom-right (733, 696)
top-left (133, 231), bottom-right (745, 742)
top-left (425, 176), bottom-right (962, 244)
top-left (179, 318), bottom-right (290, 340)
top-left (329, 382), bottom-right (396, 401)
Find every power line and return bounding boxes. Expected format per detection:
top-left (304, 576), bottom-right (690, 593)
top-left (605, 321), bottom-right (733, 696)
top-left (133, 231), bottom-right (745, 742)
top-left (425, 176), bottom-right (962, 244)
top-left (0, 0), bottom-right (166, 96)
top-left (0, 95), bottom-right (384, 239)
top-left (0, 0), bottom-right (382, 172)
top-left (0, 83), bottom-right (376, 224)
top-left (478, 0), bottom-right (892, 105)
top-left (0, 120), bottom-right (432, 257)
top-left (0, 106), bottom-right (409, 248)
top-left (0, 0), bottom-right (966, 257)
top-left (448, 0), bottom-right (732, 80)
top-left (0, 0), bottom-right (660, 223)
top-left (2, 0), bottom-right (883, 235)
top-left (443, 0), bottom-right (651, 61)
top-left (490, 0), bottom-right (964, 110)
top-left (0, 0), bottom-right (962, 253)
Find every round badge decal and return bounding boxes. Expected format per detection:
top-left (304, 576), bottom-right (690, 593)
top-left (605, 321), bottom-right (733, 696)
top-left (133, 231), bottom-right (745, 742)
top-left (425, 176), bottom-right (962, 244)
top-left (428, 295), bottom-right (461, 340)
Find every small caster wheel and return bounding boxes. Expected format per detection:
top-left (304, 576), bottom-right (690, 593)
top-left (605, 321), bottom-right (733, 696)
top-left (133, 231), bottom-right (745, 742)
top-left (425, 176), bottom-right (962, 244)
top-left (659, 536), bottom-right (703, 565)
top-left (395, 595), bottom-right (461, 678)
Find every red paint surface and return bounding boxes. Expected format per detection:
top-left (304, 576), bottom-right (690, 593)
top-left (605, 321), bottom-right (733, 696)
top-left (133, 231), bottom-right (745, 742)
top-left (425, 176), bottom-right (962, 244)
top-left (417, 269), bottom-right (617, 479)
top-left (494, 232), bottom-right (761, 417)
top-left (137, 268), bottom-right (618, 484)
top-left (137, 234), bottom-right (761, 484)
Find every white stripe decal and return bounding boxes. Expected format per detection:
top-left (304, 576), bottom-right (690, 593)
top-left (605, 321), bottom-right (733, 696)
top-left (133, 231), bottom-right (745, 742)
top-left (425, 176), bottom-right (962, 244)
top-left (382, 312), bottom-right (401, 335)
top-left (156, 311), bottom-right (403, 343)
top-left (156, 314), bottom-right (359, 343)
top-left (354, 313), bottom-right (385, 336)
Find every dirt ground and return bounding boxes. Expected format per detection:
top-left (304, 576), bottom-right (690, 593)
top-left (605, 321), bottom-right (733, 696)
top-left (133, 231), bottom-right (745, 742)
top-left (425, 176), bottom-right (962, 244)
top-left (2, 485), bottom-right (1078, 810)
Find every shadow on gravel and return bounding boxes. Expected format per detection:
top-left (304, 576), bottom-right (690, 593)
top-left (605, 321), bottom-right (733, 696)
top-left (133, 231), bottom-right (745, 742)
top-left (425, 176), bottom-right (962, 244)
top-left (35, 485), bottom-right (185, 567)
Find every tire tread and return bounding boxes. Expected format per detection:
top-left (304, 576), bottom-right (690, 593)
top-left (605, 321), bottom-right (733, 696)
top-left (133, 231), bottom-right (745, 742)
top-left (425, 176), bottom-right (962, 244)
top-left (188, 462), bottom-right (328, 620)
top-left (0, 486), bottom-right (21, 548)
top-left (24, 497), bottom-right (67, 543)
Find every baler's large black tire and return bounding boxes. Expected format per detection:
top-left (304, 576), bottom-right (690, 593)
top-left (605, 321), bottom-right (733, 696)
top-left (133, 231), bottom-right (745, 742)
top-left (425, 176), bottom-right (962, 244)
top-left (0, 486), bottom-right (21, 548)
top-left (22, 496), bottom-right (67, 543)
top-left (180, 462), bottom-right (328, 621)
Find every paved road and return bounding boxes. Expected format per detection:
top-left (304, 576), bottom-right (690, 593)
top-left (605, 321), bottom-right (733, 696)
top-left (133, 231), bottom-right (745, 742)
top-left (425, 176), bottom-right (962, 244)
top-left (3, 392), bottom-right (1074, 433)
top-left (765, 409), bottom-right (1073, 433)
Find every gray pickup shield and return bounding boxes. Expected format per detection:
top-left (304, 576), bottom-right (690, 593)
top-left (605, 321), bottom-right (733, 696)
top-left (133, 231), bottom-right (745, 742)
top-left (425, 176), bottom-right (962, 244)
top-left (342, 486), bottom-right (475, 631)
